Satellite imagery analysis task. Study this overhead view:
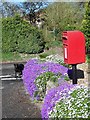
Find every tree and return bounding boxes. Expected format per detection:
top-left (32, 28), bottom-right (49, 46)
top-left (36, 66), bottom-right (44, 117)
top-left (81, 1), bottom-right (90, 54)
top-left (42, 2), bottom-right (84, 42)
top-left (0, 1), bottom-right (48, 23)
top-left (18, 2), bottom-right (48, 24)
top-left (0, 2), bottom-right (20, 17)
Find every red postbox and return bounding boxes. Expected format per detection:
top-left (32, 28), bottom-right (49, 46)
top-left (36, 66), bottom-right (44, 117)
top-left (62, 30), bottom-right (86, 64)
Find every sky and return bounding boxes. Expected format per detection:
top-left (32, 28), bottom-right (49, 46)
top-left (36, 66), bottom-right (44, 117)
top-left (3, 0), bottom-right (50, 2)
top-left (3, 0), bottom-right (59, 2)
top-left (2, 0), bottom-right (69, 3)
top-left (4, 0), bottom-right (26, 2)
top-left (3, 0), bottom-right (88, 3)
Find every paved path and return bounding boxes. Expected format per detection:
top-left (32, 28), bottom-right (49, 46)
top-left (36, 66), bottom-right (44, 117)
top-left (1, 63), bottom-right (42, 119)
top-left (1, 62), bottom-right (26, 76)
top-left (2, 80), bottom-right (41, 119)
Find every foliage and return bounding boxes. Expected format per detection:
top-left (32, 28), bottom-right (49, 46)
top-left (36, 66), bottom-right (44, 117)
top-left (48, 86), bottom-right (89, 118)
top-left (18, 2), bottom-right (48, 24)
top-left (81, 2), bottom-right (90, 53)
top-left (44, 41), bottom-right (62, 50)
top-left (49, 41), bottom-right (62, 47)
top-left (0, 1), bottom-right (49, 18)
top-left (86, 54), bottom-right (90, 63)
top-left (0, 2), bottom-right (20, 17)
top-left (34, 71), bottom-right (61, 100)
top-left (2, 15), bottom-right (45, 54)
top-left (42, 2), bottom-right (84, 43)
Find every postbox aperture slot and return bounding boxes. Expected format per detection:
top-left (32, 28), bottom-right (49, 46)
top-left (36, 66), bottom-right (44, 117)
top-left (63, 31), bottom-right (67, 34)
top-left (63, 44), bottom-right (68, 46)
top-left (62, 36), bottom-right (67, 40)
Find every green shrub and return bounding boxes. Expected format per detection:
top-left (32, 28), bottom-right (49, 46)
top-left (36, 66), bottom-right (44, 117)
top-left (86, 54), bottom-right (90, 63)
top-left (81, 2), bottom-right (90, 53)
top-left (2, 14), bottom-right (45, 54)
top-left (34, 72), bottom-right (61, 100)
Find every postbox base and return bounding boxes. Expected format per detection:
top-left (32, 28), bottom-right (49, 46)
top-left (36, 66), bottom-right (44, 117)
top-left (67, 64), bottom-right (84, 84)
top-left (68, 69), bottom-right (84, 79)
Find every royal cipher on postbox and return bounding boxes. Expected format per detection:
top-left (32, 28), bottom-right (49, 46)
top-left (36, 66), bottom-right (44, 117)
top-left (62, 31), bottom-right (86, 65)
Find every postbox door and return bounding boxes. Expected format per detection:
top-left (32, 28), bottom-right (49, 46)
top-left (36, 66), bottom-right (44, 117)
top-left (62, 31), bottom-right (86, 64)
top-left (68, 31), bottom-right (86, 64)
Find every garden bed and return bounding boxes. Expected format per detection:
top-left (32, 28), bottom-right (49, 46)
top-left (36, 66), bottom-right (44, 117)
top-left (22, 56), bottom-right (89, 119)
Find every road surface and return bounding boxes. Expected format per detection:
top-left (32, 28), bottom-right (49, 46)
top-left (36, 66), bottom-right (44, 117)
top-left (0, 62), bottom-right (42, 119)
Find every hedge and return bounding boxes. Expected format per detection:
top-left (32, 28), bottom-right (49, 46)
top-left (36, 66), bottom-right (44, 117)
top-left (2, 15), bottom-right (45, 54)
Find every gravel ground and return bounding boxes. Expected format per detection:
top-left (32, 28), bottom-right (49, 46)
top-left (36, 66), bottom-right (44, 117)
top-left (68, 62), bottom-right (89, 87)
top-left (2, 80), bottom-right (42, 119)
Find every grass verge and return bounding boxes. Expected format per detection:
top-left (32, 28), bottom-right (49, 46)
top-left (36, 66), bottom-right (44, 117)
top-left (2, 52), bottom-right (22, 62)
top-left (2, 52), bottom-right (40, 62)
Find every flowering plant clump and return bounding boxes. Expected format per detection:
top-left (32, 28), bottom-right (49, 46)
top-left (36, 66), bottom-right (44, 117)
top-left (45, 54), bottom-right (70, 68)
top-left (45, 54), bottom-right (64, 63)
top-left (41, 82), bottom-right (75, 119)
top-left (41, 84), bottom-right (89, 119)
top-left (22, 59), bottom-right (68, 100)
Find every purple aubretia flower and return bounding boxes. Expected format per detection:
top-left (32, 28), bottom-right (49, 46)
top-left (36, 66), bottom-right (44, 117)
top-left (22, 59), bottom-right (68, 99)
top-left (41, 82), bottom-right (75, 119)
